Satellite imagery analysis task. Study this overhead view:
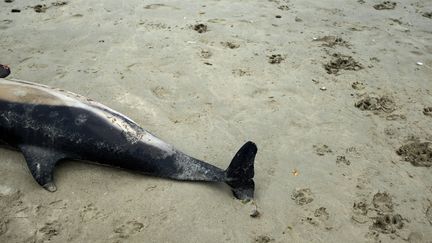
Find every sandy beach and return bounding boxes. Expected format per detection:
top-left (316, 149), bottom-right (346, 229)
top-left (1, 0), bottom-right (432, 242)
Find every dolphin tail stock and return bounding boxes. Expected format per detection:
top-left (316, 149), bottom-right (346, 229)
top-left (225, 141), bottom-right (257, 201)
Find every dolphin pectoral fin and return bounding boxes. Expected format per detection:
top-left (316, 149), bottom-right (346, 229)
top-left (19, 145), bottom-right (65, 192)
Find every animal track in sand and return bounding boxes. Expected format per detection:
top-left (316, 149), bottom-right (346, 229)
top-left (38, 220), bottom-right (61, 242)
top-left (373, 1), bottom-right (397, 10)
top-left (351, 81), bottom-right (365, 90)
top-left (324, 53), bottom-right (363, 74)
top-left (385, 114), bottom-right (406, 121)
top-left (32, 4), bottom-right (49, 13)
top-left (352, 192), bottom-right (404, 240)
top-left (314, 207), bottom-right (330, 220)
top-left (291, 188), bottom-right (314, 205)
top-left (144, 4), bottom-right (165, 9)
top-left (268, 54), bottom-right (284, 64)
top-left (426, 204), bottom-right (432, 225)
top-left (254, 235), bottom-right (274, 243)
top-left (336, 155), bottom-right (351, 165)
top-left (372, 192), bottom-right (393, 213)
top-left (0, 186), bottom-right (22, 236)
top-left (313, 144), bottom-right (332, 156)
top-left (0, 220), bottom-right (6, 236)
top-left (200, 49), bottom-right (212, 59)
top-left (396, 141), bottom-right (432, 167)
top-left (80, 203), bottom-right (102, 222)
top-left (384, 125), bottom-right (402, 139)
top-left (232, 68), bottom-right (251, 77)
top-left (52, 1), bottom-right (67, 7)
top-left (303, 207), bottom-right (332, 229)
top-left (301, 207), bottom-right (333, 230)
top-left (152, 86), bottom-right (171, 99)
top-left (423, 107), bottom-right (432, 117)
top-left (31, 1), bottom-right (68, 13)
top-left (371, 214), bottom-right (403, 234)
top-left (221, 41), bottom-right (240, 49)
top-left (422, 12), bottom-right (432, 19)
top-left (277, 5), bottom-right (290, 11)
top-left (353, 201), bottom-right (368, 216)
top-left (314, 36), bottom-right (350, 48)
top-left (143, 3), bottom-right (179, 10)
top-left (113, 220), bottom-right (145, 239)
top-left (193, 24), bottom-right (208, 33)
top-left (137, 20), bottom-right (170, 30)
top-left (355, 94), bottom-right (396, 113)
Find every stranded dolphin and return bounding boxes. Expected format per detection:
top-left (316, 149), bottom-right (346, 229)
top-left (0, 78), bottom-right (257, 200)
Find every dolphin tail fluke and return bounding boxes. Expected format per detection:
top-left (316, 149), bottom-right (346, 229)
top-left (225, 141), bottom-right (257, 201)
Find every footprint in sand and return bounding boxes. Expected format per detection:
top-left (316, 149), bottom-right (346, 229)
top-left (221, 41), bottom-right (240, 49)
top-left (336, 155), bottom-right (351, 165)
top-left (371, 214), bottom-right (404, 234)
top-left (313, 144), bottom-right (332, 156)
top-left (254, 235), bottom-right (274, 243)
top-left (396, 141), bottom-right (432, 167)
top-left (200, 49), bottom-right (212, 59)
top-left (291, 188), bottom-right (314, 206)
top-left (355, 94), bottom-right (396, 113)
top-left (372, 192), bottom-right (393, 213)
top-left (373, 1), bottom-right (397, 10)
top-left (324, 53), bottom-right (363, 75)
top-left (144, 4), bottom-right (165, 9)
top-left (352, 191), bottom-right (405, 240)
top-left (277, 5), bottom-right (290, 11)
top-left (232, 68), bottom-right (251, 77)
top-left (151, 86), bottom-right (171, 99)
top-left (371, 191), bottom-right (395, 215)
top-left (351, 81), bottom-right (366, 90)
top-left (314, 207), bottom-right (330, 220)
top-left (268, 54), bottom-right (284, 64)
top-left (352, 200), bottom-right (369, 223)
top-left (303, 207), bottom-right (332, 229)
top-left (426, 204), bottom-right (432, 225)
top-left (193, 24), bottom-right (208, 33)
top-left (313, 36), bottom-right (350, 48)
top-left (37, 220), bottom-right (61, 242)
top-left (113, 220), bottom-right (145, 239)
top-left (80, 203), bottom-right (102, 222)
top-left (423, 107), bottom-right (432, 117)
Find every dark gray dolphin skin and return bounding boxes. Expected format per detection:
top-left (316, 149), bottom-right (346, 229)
top-left (0, 64), bottom-right (10, 78)
top-left (0, 78), bottom-right (257, 200)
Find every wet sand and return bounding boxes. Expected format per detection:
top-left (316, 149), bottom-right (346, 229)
top-left (1, 0), bottom-right (432, 242)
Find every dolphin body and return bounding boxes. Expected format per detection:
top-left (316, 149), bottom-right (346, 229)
top-left (0, 78), bottom-right (257, 200)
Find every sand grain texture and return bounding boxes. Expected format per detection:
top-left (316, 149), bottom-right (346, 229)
top-left (1, 0), bottom-right (432, 242)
